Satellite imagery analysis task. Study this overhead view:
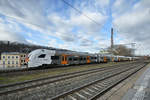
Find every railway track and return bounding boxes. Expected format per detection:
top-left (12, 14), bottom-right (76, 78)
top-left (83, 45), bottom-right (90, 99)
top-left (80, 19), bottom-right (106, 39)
top-left (0, 63), bottom-right (134, 94)
top-left (0, 62), bottom-right (147, 99)
top-left (51, 62), bottom-right (147, 100)
top-left (0, 62), bottom-right (137, 76)
top-left (0, 63), bottom-right (107, 73)
top-left (0, 63), bottom-right (114, 77)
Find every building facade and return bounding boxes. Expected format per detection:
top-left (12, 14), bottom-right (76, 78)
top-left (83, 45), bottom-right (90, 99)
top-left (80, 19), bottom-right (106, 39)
top-left (20, 53), bottom-right (27, 65)
top-left (1, 52), bottom-right (27, 67)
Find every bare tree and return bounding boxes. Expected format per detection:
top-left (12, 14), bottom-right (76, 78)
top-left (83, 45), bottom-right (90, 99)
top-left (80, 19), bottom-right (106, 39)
top-left (107, 45), bottom-right (133, 56)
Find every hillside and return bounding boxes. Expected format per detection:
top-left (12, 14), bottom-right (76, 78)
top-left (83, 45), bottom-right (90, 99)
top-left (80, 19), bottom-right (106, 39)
top-left (0, 41), bottom-right (69, 55)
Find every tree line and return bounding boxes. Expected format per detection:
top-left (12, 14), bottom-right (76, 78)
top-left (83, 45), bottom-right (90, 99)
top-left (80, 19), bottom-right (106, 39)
top-left (0, 41), bottom-right (69, 55)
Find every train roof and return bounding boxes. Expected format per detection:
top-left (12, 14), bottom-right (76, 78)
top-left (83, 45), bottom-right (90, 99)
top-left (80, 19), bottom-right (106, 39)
top-left (29, 49), bottom-right (93, 56)
top-left (55, 50), bottom-right (93, 56)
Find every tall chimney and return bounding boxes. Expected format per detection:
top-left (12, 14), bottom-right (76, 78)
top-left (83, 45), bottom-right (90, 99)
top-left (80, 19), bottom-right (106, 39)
top-left (111, 28), bottom-right (114, 49)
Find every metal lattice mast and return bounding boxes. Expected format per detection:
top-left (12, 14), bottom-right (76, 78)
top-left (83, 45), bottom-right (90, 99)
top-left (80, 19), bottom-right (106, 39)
top-left (111, 28), bottom-right (114, 49)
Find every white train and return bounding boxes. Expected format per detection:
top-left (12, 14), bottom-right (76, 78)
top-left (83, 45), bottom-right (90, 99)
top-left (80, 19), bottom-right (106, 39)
top-left (25, 49), bottom-right (138, 68)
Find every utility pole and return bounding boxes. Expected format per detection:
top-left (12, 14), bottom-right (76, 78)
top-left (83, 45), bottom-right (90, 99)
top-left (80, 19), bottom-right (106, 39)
top-left (111, 28), bottom-right (114, 52)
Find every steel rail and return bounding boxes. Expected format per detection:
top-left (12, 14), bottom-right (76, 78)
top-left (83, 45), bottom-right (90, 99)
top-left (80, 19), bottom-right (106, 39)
top-left (90, 63), bottom-right (147, 100)
top-left (0, 62), bottom-right (139, 96)
top-left (50, 63), bottom-right (146, 100)
top-left (0, 62), bottom-right (137, 89)
top-left (0, 62), bottom-right (137, 74)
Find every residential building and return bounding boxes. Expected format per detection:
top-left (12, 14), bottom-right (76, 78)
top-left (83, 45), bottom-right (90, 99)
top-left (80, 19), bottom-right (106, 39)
top-left (1, 52), bottom-right (27, 67)
top-left (20, 53), bottom-right (27, 65)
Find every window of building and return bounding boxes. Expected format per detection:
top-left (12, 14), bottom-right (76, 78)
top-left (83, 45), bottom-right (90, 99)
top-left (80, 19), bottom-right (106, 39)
top-left (16, 61), bottom-right (18, 64)
top-left (12, 56), bottom-right (14, 59)
top-left (3, 61), bottom-right (5, 64)
top-left (38, 54), bottom-right (46, 58)
top-left (21, 55), bottom-right (23, 57)
top-left (12, 61), bottom-right (14, 64)
top-left (8, 56), bottom-right (10, 59)
top-left (16, 56), bottom-right (18, 59)
top-left (8, 61), bottom-right (10, 64)
top-left (3, 56), bottom-right (5, 59)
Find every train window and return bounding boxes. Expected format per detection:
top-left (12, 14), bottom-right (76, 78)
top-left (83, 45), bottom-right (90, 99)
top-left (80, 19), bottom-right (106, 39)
top-left (101, 57), bottom-right (104, 59)
top-left (84, 58), bottom-right (86, 60)
top-left (95, 57), bottom-right (97, 59)
top-left (57, 56), bottom-right (59, 59)
top-left (80, 57), bottom-right (83, 60)
top-left (62, 56), bottom-right (64, 61)
top-left (38, 54), bottom-right (46, 58)
top-left (51, 56), bottom-right (59, 60)
top-left (73, 57), bottom-right (78, 61)
top-left (69, 58), bottom-right (72, 61)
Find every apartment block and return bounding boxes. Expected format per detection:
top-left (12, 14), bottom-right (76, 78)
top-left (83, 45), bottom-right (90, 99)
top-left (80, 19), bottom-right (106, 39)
top-left (1, 52), bottom-right (27, 67)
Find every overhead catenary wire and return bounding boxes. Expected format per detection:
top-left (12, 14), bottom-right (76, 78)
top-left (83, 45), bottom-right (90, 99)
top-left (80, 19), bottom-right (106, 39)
top-left (61, 0), bottom-right (104, 26)
top-left (1, 0), bottom-right (108, 36)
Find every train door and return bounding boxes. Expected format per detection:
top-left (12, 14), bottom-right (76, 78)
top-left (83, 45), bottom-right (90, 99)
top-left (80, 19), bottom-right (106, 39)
top-left (104, 56), bottom-right (107, 63)
top-left (118, 57), bottom-right (120, 62)
top-left (61, 54), bottom-right (68, 65)
top-left (87, 56), bottom-right (91, 63)
top-left (112, 57), bottom-right (114, 62)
